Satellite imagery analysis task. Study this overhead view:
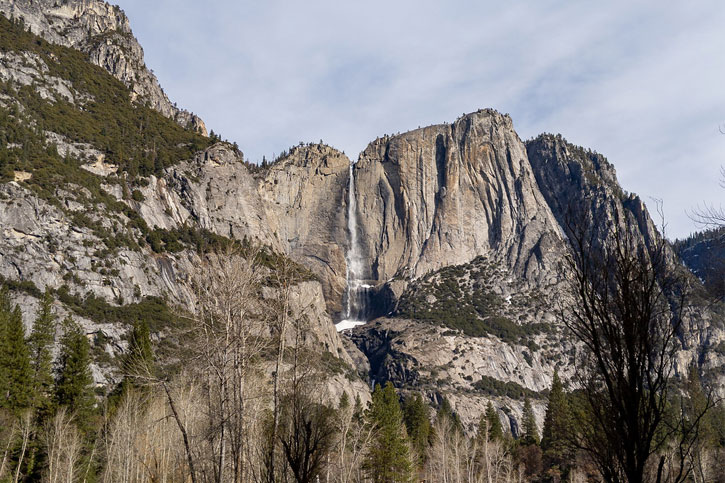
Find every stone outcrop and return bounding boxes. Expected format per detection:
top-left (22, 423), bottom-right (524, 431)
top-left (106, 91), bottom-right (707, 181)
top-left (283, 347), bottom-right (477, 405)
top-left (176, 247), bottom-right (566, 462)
top-left (347, 318), bottom-right (551, 433)
top-left (258, 144), bottom-right (352, 314)
top-left (132, 142), bottom-right (353, 315)
top-left (354, 110), bottom-right (564, 291)
top-left (0, 181), bottom-right (190, 304)
top-left (0, 0), bottom-right (207, 134)
top-left (148, 143), bottom-right (280, 246)
top-left (526, 134), bottom-right (658, 249)
top-left (675, 227), bottom-right (725, 297)
top-left (526, 134), bottom-right (725, 393)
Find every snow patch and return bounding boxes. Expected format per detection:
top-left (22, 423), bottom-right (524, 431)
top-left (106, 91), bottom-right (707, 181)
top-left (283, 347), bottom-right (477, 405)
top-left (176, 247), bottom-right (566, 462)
top-left (335, 319), bottom-right (366, 332)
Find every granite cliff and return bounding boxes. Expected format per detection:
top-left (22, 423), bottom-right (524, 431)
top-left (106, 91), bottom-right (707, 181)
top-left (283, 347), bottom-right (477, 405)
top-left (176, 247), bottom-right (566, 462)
top-left (354, 111), bottom-right (563, 287)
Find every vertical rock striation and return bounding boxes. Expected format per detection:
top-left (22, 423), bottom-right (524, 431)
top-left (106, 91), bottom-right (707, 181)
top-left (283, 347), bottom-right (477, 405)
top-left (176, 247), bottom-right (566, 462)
top-left (354, 109), bottom-right (564, 290)
top-left (258, 144), bottom-right (351, 315)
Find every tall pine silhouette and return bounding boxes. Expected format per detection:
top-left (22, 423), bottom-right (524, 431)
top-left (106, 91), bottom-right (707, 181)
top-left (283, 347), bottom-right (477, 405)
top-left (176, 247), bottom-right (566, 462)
top-left (521, 396), bottom-right (540, 446)
top-left (365, 382), bottom-right (413, 482)
top-left (29, 290), bottom-right (57, 418)
top-left (478, 401), bottom-right (503, 441)
top-left (0, 288), bottom-right (32, 412)
top-left (402, 393), bottom-right (431, 466)
top-left (55, 317), bottom-right (95, 427)
top-left (121, 319), bottom-right (154, 391)
top-left (541, 370), bottom-right (572, 474)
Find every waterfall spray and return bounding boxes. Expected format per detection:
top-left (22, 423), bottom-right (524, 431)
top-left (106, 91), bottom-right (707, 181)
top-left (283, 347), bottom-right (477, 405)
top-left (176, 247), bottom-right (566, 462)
top-left (336, 162), bottom-right (370, 331)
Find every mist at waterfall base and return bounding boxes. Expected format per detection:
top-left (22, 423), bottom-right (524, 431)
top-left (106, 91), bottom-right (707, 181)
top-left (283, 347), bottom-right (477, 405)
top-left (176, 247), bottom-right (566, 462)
top-left (336, 163), bottom-right (372, 332)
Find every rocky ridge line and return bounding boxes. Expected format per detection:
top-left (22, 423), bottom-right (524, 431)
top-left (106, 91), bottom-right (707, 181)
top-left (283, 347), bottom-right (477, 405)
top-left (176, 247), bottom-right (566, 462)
top-left (0, 0), bottom-right (207, 134)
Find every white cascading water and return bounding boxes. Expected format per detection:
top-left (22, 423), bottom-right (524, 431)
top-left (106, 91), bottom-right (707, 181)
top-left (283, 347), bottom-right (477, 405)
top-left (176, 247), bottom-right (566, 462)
top-left (336, 162), bottom-right (370, 331)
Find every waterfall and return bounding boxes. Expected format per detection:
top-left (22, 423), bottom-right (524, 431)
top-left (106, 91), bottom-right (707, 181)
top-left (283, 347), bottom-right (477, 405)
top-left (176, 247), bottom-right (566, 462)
top-left (336, 162), bottom-right (370, 331)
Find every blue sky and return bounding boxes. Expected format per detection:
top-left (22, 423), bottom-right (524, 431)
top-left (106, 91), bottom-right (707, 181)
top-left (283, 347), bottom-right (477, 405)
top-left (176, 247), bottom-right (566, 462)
top-left (115, 0), bottom-right (724, 239)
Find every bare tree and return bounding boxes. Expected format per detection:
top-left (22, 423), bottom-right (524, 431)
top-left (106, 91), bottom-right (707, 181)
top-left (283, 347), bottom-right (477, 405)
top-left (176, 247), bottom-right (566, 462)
top-left (102, 390), bottom-right (147, 483)
top-left (265, 255), bottom-right (296, 483)
top-left (331, 396), bottom-right (374, 483)
top-left (562, 210), bottom-right (707, 482)
top-left (473, 418), bottom-right (513, 483)
top-left (425, 410), bottom-right (515, 483)
top-left (44, 407), bottom-right (83, 483)
top-left (116, 246), bottom-right (351, 482)
top-left (690, 166), bottom-right (725, 228)
top-left (102, 380), bottom-right (209, 483)
top-left (0, 411), bottom-right (17, 480)
top-left (190, 247), bottom-right (270, 483)
top-left (122, 247), bottom-right (271, 483)
top-left (12, 410), bottom-right (32, 483)
top-left (278, 388), bottom-right (336, 483)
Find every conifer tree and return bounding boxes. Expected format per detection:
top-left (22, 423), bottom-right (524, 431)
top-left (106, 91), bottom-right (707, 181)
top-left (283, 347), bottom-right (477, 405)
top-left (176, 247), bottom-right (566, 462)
top-left (437, 397), bottom-right (463, 434)
top-left (364, 382), bottom-right (413, 483)
top-left (28, 289), bottom-right (57, 417)
top-left (402, 393), bottom-right (431, 466)
top-left (541, 373), bottom-right (568, 446)
top-left (353, 394), bottom-right (364, 422)
top-left (108, 319), bottom-right (154, 410)
top-left (339, 390), bottom-right (350, 412)
top-left (55, 317), bottom-right (95, 426)
top-left (0, 289), bottom-right (33, 412)
top-left (479, 401), bottom-right (503, 441)
top-left (541, 370), bottom-right (571, 474)
top-left (123, 320), bottom-right (154, 382)
top-left (521, 396), bottom-right (540, 446)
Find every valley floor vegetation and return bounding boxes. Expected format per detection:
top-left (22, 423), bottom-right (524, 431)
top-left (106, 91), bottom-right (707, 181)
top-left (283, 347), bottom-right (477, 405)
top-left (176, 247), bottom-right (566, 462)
top-left (0, 244), bottom-right (724, 483)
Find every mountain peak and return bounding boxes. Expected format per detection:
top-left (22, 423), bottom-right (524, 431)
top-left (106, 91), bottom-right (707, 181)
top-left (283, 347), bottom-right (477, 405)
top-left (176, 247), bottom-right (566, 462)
top-left (0, 0), bottom-right (207, 135)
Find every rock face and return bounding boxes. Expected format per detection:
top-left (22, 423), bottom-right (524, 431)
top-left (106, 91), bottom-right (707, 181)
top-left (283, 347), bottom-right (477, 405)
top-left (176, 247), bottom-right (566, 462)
top-left (354, 110), bottom-right (564, 290)
top-left (135, 142), bottom-right (354, 315)
top-left (526, 133), bottom-right (659, 251)
top-left (348, 318), bottom-right (551, 433)
top-left (0, 181), bottom-right (192, 305)
top-left (0, 0), bottom-right (207, 134)
top-left (675, 227), bottom-right (725, 298)
top-left (259, 144), bottom-right (352, 314)
top-left (527, 134), bottom-right (725, 393)
top-left (0, 165), bottom-right (370, 400)
top-left (138, 142), bottom-right (354, 314)
top-left (339, 124), bottom-right (725, 429)
top-left (150, 144), bottom-right (280, 247)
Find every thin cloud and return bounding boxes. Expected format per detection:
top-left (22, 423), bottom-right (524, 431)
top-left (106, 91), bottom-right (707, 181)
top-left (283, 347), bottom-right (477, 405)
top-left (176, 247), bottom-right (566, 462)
top-left (116, 0), bottom-right (724, 238)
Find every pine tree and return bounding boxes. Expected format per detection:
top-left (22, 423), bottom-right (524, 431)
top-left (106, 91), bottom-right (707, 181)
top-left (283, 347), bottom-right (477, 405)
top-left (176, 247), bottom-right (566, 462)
top-left (437, 397), bottom-right (463, 434)
top-left (521, 396), bottom-right (540, 446)
top-left (540, 370), bottom-right (573, 478)
top-left (364, 382), bottom-right (413, 483)
top-left (353, 394), bottom-right (364, 422)
top-left (339, 390), bottom-right (350, 412)
top-left (55, 317), bottom-right (95, 426)
top-left (124, 320), bottom-right (153, 379)
top-left (0, 289), bottom-right (33, 412)
top-left (110, 319), bottom-right (155, 408)
top-left (402, 393), bottom-right (431, 466)
top-left (541, 371), bottom-right (570, 454)
top-left (478, 401), bottom-right (503, 442)
top-left (28, 289), bottom-right (57, 417)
